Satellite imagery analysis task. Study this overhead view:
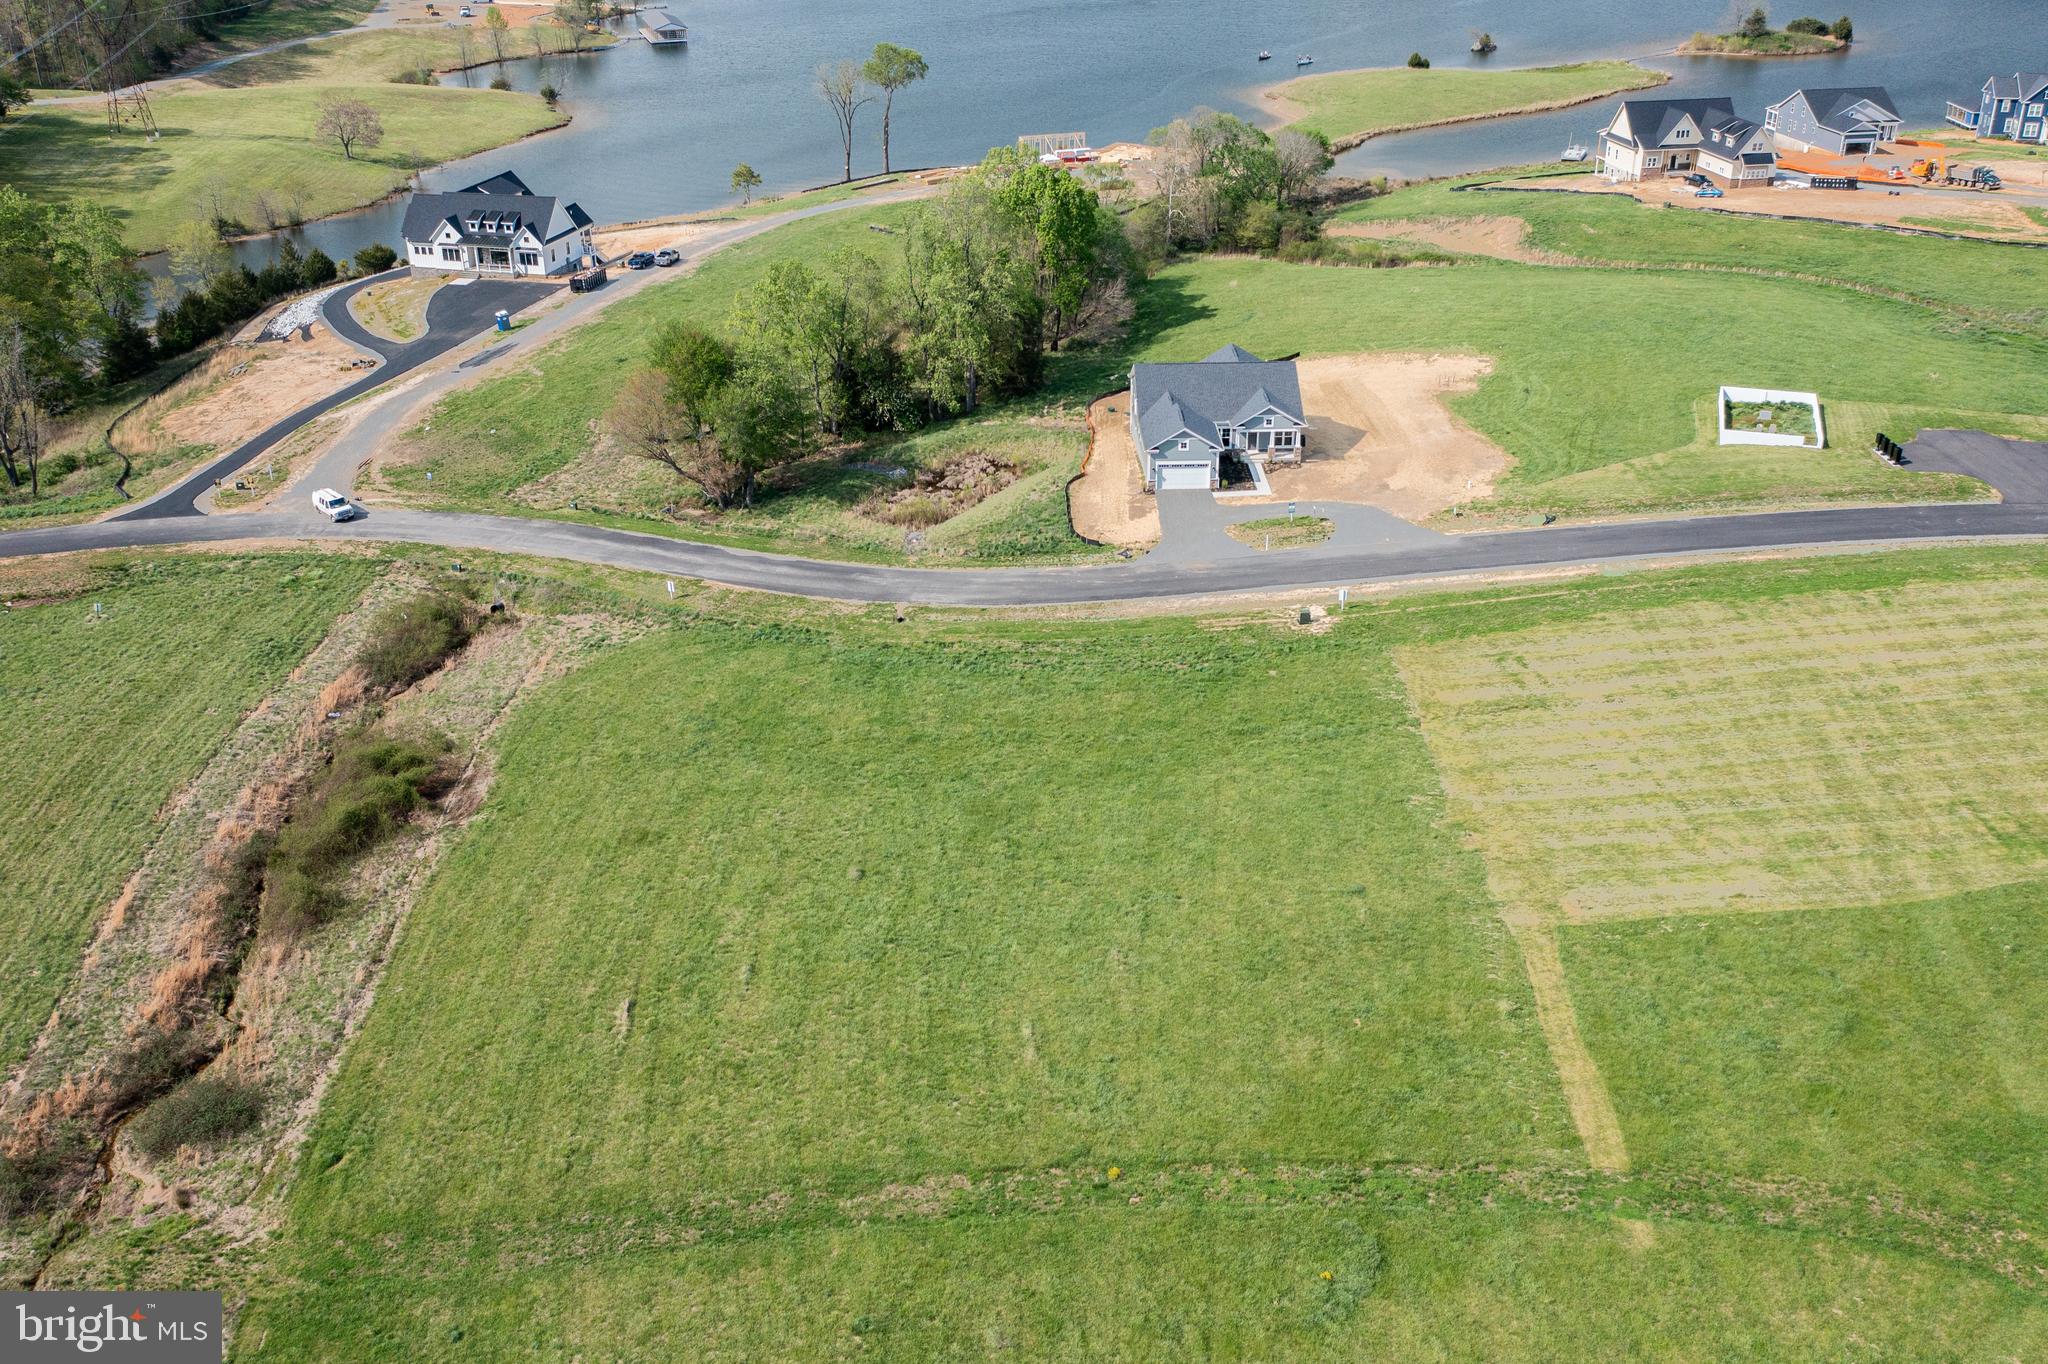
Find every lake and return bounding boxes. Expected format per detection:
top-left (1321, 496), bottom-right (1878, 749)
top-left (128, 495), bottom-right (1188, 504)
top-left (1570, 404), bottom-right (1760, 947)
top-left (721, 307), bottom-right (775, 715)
top-left (211, 0), bottom-right (2022, 273)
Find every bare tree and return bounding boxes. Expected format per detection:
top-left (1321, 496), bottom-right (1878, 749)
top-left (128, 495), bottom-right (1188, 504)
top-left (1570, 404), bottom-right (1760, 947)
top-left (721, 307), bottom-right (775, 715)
top-left (1271, 128), bottom-right (1334, 210)
top-left (314, 96), bottom-right (384, 160)
top-left (606, 369), bottom-right (745, 508)
top-left (815, 59), bottom-right (872, 184)
top-left (0, 324), bottom-right (49, 498)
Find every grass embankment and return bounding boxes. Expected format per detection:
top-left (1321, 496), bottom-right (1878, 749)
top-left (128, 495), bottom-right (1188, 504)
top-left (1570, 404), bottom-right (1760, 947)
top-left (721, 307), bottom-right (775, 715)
top-left (231, 543), bottom-right (2048, 1358)
top-left (385, 202), bottom-right (1106, 565)
top-left (347, 275), bottom-right (440, 341)
top-left (0, 83), bottom-right (562, 255)
top-left (1271, 62), bottom-right (1667, 149)
top-left (0, 554), bottom-right (373, 1073)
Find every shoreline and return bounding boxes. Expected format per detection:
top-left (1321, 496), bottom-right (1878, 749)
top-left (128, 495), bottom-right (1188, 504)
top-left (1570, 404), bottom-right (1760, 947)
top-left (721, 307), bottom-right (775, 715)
top-left (1673, 35), bottom-right (1850, 59)
top-left (1258, 64), bottom-right (1672, 153)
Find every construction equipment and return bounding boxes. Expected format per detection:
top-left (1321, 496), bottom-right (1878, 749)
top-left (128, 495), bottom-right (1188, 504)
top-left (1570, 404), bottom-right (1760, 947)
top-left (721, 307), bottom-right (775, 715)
top-left (1906, 153), bottom-right (1945, 181)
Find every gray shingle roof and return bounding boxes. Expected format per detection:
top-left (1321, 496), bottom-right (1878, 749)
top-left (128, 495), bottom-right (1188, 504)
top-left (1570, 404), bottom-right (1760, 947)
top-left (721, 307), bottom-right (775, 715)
top-left (1786, 85), bottom-right (1901, 131)
top-left (401, 174), bottom-right (591, 249)
top-left (1987, 73), bottom-right (2048, 101)
top-left (1608, 97), bottom-right (1758, 151)
top-left (1130, 348), bottom-right (1305, 454)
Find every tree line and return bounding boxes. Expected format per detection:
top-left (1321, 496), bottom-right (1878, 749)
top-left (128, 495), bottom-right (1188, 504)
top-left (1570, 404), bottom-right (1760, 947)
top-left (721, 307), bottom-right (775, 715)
top-left (1130, 108), bottom-right (1335, 259)
top-left (608, 149), bottom-right (1130, 508)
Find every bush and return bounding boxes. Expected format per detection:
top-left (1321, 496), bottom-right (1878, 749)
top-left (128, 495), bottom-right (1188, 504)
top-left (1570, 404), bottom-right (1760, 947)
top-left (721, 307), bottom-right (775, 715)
top-left (1737, 5), bottom-right (1771, 37)
top-left (489, 74), bottom-right (511, 91)
top-left (539, 82), bottom-right (558, 105)
top-left (260, 730), bottom-right (453, 939)
top-left (128, 1074), bottom-right (263, 1158)
top-left (302, 248), bottom-right (338, 287)
top-left (390, 66), bottom-right (433, 84)
top-left (353, 242), bottom-right (399, 274)
top-left (0, 1125), bottom-right (96, 1220)
top-left (1406, 51), bottom-right (1430, 68)
top-left (1785, 15), bottom-right (1828, 32)
top-left (1831, 14), bottom-right (1852, 38)
top-left (354, 590), bottom-right (478, 692)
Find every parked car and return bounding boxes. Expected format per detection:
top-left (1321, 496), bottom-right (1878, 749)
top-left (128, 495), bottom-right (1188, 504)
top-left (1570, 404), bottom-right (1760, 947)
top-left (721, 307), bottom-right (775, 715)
top-left (1694, 185), bottom-right (1725, 198)
top-left (653, 248), bottom-right (681, 267)
top-left (569, 265), bottom-right (608, 293)
top-left (311, 488), bottom-right (357, 522)
top-left (457, 5), bottom-right (472, 13)
top-left (1682, 173), bottom-right (1709, 187)
top-left (625, 252), bottom-right (656, 270)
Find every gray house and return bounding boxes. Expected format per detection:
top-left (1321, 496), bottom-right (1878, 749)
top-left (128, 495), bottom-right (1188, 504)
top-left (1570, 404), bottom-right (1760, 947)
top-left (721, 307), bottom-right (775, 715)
top-left (1764, 87), bottom-right (1902, 155)
top-left (1596, 97), bottom-right (1776, 187)
top-left (401, 172), bottom-right (595, 278)
top-left (1947, 73), bottom-right (2048, 145)
top-left (1128, 345), bottom-right (1307, 493)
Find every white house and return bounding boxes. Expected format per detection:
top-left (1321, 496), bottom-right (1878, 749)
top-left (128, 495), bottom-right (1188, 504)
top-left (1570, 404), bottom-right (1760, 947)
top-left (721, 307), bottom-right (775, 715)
top-left (400, 171), bottom-right (594, 278)
top-left (1128, 344), bottom-right (1307, 493)
top-left (1597, 96), bottom-right (1776, 188)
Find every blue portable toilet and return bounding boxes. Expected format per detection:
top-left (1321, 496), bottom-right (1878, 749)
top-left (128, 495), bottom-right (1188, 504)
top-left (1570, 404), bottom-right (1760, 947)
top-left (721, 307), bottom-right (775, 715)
top-left (494, 309), bottom-right (511, 333)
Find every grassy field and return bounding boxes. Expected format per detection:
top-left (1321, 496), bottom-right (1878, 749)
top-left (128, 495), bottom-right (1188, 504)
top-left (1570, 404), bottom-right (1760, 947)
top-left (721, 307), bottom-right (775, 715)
top-left (187, 542), bottom-right (2048, 1359)
top-left (1272, 62), bottom-right (1666, 148)
top-left (0, 554), bottom-right (373, 1073)
top-left (0, 83), bottom-right (562, 254)
top-left (197, 23), bottom-right (608, 89)
top-left (346, 275), bottom-right (441, 341)
top-left (382, 201), bottom-right (1111, 564)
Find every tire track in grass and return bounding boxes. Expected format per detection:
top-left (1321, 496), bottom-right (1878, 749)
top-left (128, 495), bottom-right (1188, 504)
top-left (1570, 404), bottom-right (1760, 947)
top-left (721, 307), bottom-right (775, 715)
top-left (1504, 911), bottom-right (1630, 1174)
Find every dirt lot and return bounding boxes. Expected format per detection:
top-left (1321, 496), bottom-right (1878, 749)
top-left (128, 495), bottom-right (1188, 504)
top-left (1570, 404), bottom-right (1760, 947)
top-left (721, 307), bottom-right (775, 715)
top-left (1071, 396), bottom-right (1160, 548)
top-left (115, 326), bottom-right (366, 458)
top-left (1070, 353), bottom-right (1506, 540)
top-left (1329, 216), bottom-right (1562, 263)
top-left (590, 219), bottom-right (720, 261)
top-left (1554, 175), bottom-right (2048, 241)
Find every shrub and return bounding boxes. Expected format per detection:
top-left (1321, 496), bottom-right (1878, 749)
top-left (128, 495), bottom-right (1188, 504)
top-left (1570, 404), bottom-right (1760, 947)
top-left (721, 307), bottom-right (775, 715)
top-left (1406, 51), bottom-right (1430, 68)
top-left (489, 74), bottom-right (511, 91)
top-left (539, 82), bottom-right (558, 105)
top-left (1785, 15), bottom-right (1828, 32)
top-left (1737, 5), bottom-right (1771, 37)
top-left (353, 242), bottom-right (399, 274)
top-left (302, 248), bottom-right (337, 287)
top-left (128, 1074), bottom-right (264, 1158)
top-left (0, 1125), bottom-right (96, 1220)
top-left (260, 730), bottom-right (454, 940)
top-left (354, 590), bottom-right (478, 692)
top-left (390, 67), bottom-right (432, 84)
top-left (1831, 14), bottom-right (1852, 38)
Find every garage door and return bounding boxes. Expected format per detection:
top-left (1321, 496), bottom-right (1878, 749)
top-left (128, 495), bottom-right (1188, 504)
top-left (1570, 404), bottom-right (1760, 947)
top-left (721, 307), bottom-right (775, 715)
top-left (1155, 461), bottom-right (1210, 491)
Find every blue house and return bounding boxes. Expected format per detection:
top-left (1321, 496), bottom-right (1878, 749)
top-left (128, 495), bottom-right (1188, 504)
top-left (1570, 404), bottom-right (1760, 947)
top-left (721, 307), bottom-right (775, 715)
top-left (1947, 73), bottom-right (2048, 145)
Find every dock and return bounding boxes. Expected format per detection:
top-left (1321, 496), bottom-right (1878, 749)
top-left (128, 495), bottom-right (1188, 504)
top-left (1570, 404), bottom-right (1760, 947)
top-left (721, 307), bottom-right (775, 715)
top-left (639, 15), bottom-right (687, 44)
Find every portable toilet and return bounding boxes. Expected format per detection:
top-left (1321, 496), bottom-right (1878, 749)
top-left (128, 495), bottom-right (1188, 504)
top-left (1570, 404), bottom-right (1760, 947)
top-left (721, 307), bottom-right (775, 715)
top-left (494, 309), bottom-right (511, 333)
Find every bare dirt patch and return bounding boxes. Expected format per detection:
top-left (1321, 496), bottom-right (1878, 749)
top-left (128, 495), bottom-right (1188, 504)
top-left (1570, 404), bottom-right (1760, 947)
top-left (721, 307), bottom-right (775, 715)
top-left (117, 328), bottom-right (365, 460)
top-left (1330, 215), bottom-right (1567, 264)
top-left (589, 219), bottom-right (719, 261)
top-left (348, 276), bottom-right (443, 342)
top-left (1070, 394), bottom-right (1160, 548)
top-left (1265, 353), bottom-right (1506, 519)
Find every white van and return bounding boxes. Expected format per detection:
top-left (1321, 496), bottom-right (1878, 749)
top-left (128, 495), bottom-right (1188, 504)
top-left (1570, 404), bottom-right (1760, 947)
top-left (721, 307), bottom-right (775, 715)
top-left (311, 488), bottom-right (358, 522)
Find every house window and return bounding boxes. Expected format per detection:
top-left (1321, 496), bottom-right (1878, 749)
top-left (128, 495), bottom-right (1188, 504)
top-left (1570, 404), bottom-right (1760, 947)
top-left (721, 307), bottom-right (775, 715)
top-left (1644, 155), bottom-right (1661, 168)
top-left (440, 247), bottom-right (461, 262)
top-left (517, 251), bottom-right (540, 266)
top-left (1177, 440), bottom-right (1190, 450)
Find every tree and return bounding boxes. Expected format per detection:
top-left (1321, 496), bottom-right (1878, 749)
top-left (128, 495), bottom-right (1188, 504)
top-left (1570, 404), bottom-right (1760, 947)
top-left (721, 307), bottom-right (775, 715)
top-left (483, 6), bottom-right (510, 63)
top-left (990, 158), bottom-right (1121, 352)
top-left (737, 252), bottom-right (891, 435)
top-left (354, 243), bottom-right (399, 273)
top-left (815, 59), bottom-right (872, 184)
top-left (731, 162), bottom-right (763, 204)
top-left (166, 220), bottom-right (231, 288)
top-left (1831, 14), bottom-right (1853, 39)
top-left (0, 75), bottom-right (30, 119)
top-left (1737, 5), bottom-right (1771, 37)
top-left (1406, 51), bottom-right (1430, 68)
top-left (315, 96), bottom-right (384, 160)
top-left (550, 0), bottom-right (597, 54)
top-left (1271, 128), bottom-right (1334, 211)
top-left (0, 323), bottom-right (48, 497)
top-left (540, 83), bottom-right (559, 107)
top-left (861, 42), bottom-right (927, 175)
top-left (608, 369), bottom-right (747, 507)
top-left (649, 322), bottom-right (736, 459)
top-left (708, 358), bottom-right (814, 505)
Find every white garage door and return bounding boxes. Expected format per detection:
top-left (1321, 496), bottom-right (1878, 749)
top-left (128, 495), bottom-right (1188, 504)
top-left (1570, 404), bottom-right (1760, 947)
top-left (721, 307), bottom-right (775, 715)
top-left (1155, 461), bottom-right (1210, 492)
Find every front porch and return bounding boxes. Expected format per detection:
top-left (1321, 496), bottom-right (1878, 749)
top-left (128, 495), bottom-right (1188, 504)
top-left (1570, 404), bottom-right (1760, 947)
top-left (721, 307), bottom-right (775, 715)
top-left (1945, 102), bottom-right (1981, 131)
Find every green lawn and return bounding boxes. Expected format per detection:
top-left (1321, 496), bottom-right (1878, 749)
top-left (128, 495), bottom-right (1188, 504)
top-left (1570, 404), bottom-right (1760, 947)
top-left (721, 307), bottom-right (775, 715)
top-left (0, 83), bottom-right (563, 253)
top-left (205, 0), bottom-right (377, 50)
top-left (1274, 62), bottom-right (1666, 148)
top-left (199, 23), bottom-right (610, 89)
top-left (383, 201), bottom-right (1112, 564)
top-left (207, 543), bottom-right (2048, 1358)
top-left (0, 554), bottom-right (373, 1072)
top-left (1091, 250), bottom-right (2042, 518)
top-left (1331, 173), bottom-right (2048, 338)
top-left (1564, 880), bottom-right (2048, 1228)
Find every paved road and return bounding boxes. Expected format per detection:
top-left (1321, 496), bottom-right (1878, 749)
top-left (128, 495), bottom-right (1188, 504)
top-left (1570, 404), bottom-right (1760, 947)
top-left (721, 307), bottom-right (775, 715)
top-left (113, 275), bottom-right (552, 520)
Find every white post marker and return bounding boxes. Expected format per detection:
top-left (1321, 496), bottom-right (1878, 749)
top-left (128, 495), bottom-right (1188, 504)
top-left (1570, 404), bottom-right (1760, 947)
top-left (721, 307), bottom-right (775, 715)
top-left (1338, 587), bottom-right (1348, 611)
top-left (666, 580), bottom-right (677, 599)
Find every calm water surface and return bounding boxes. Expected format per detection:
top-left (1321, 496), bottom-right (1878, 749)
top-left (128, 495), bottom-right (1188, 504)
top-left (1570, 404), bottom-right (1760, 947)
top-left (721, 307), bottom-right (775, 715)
top-left (213, 0), bottom-right (2027, 272)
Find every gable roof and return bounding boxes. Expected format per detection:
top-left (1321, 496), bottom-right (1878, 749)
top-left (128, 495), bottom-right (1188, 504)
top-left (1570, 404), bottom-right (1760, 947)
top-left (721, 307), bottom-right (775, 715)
top-left (1781, 85), bottom-right (1901, 132)
top-left (1606, 96), bottom-right (1759, 151)
top-left (1986, 72), bottom-right (2048, 101)
top-left (1130, 348), bottom-right (1305, 454)
top-left (400, 173), bottom-right (592, 248)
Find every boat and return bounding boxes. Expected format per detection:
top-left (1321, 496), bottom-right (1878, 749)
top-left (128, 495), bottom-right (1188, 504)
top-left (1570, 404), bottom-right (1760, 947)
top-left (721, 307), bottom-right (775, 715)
top-left (1257, 50), bottom-right (1271, 61)
top-left (1561, 133), bottom-right (1589, 162)
top-left (1295, 55), bottom-right (1313, 66)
